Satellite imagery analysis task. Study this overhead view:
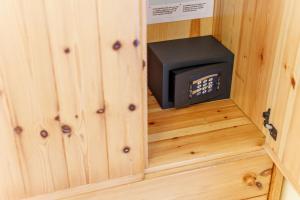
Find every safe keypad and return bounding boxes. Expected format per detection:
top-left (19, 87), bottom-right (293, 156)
top-left (189, 74), bottom-right (220, 99)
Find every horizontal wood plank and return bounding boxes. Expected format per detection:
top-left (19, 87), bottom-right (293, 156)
top-left (147, 18), bottom-right (213, 43)
top-left (148, 90), bottom-right (266, 171)
top-left (61, 155), bottom-right (273, 200)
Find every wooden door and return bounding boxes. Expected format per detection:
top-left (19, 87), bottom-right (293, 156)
top-left (265, 0), bottom-right (300, 194)
top-left (0, 0), bottom-right (146, 199)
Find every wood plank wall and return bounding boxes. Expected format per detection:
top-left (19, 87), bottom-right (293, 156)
top-left (0, 0), bottom-right (145, 199)
top-left (213, 0), bottom-right (284, 130)
top-left (147, 18), bottom-right (213, 43)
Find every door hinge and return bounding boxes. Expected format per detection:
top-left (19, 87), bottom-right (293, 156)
top-left (263, 108), bottom-right (277, 141)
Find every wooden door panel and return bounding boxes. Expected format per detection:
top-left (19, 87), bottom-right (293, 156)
top-left (0, 0), bottom-right (146, 198)
top-left (266, 0), bottom-right (300, 193)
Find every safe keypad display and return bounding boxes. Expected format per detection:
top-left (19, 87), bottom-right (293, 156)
top-left (189, 74), bottom-right (220, 99)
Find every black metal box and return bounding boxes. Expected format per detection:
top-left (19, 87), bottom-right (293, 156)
top-left (148, 36), bottom-right (234, 109)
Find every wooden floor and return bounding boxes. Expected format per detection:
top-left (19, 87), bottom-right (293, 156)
top-left (148, 90), bottom-right (266, 172)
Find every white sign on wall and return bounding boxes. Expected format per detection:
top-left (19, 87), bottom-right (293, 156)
top-left (147, 0), bottom-right (214, 24)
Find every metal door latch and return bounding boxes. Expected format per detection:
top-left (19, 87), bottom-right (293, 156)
top-left (263, 109), bottom-right (277, 141)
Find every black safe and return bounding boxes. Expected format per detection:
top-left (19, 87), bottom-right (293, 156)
top-left (148, 36), bottom-right (234, 109)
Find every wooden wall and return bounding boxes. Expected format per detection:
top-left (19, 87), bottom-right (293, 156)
top-left (147, 18), bottom-right (213, 43)
top-left (213, 0), bottom-right (284, 130)
top-left (0, 0), bottom-right (146, 199)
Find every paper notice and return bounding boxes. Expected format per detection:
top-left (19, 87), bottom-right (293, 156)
top-left (147, 0), bottom-right (214, 24)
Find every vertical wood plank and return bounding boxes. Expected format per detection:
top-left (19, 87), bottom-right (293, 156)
top-left (268, 166), bottom-right (284, 200)
top-left (43, 0), bottom-right (109, 186)
top-left (0, 73), bottom-right (26, 200)
top-left (265, 0), bottom-right (300, 193)
top-left (213, 0), bottom-right (285, 131)
top-left (266, 0), bottom-right (299, 155)
top-left (213, 0), bottom-right (244, 59)
top-left (0, 0), bottom-right (70, 196)
top-left (19, 0), bottom-right (71, 192)
top-left (141, 0), bottom-right (149, 167)
top-left (96, 0), bottom-right (145, 178)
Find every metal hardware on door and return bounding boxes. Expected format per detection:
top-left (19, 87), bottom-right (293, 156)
top-left (262, 109), bottom-right (278, 141)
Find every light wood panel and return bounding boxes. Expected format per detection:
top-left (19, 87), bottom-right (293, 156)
top-left (147, 18), bottom-right (213, 43)
top-left (141, 0), bottom-right (149, 168)
top-left (0, 74), bottom-right (26, 200)
top-left (265, 0), bottom-right (300, 193)
top-left (23, 175), bottom-right (143, 200)
top-left (25, 154), bottom-right (273, 200)
top-left (268, 166), bottom-right (284, 200)
top-left (146, 150), bottom-right (268, 179)
top-left (43, 0), bottom-right (108, 187)
top-left (60, 155), bottom-right (273, 200)
top-left (0, 0), bottom-right (70, 195)
top-left (213, 0), bottom-right (285, 131)
top-left (249, 196), bottom-right (268, 200)
top-left (148, 91), bottom-right (251, 143)
top-left (148, 91), bottom-right (265, 171)
top-left (0, 0), bottom-right (146, 198)
top-left (96, 0), bottom-right (145, 179)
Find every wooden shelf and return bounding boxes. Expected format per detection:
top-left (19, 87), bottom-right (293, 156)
top-left (147, 90), bottom-right (266, 172)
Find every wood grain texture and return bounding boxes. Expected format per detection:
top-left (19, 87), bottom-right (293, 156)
top-left (0, 73), bottom-right (26, 200)
top-left (249, 196), bottom-right (268, 200)
top-left (58, 155), bottom-right (273, 200)
top-left (146, 150), bottom-right (267, 179)
top-left (148, 91), bottom-right (265, 171)
top-left (43, 0), bottom-right (108, 187)
top-left (141, 0), bottom-right (149, 168)
top-left (148, 91), bottom-right (251, 143)
top-left (0, 0), bottom-right (146, 198)
top-left (147, 18), bottom-right (213, 43)
top-left (0, 0), bottom-right (70, 195)
top-left (265, 0), bottom-right (300, 193)
top-left (23, 175), bottom-right (143, 200)
top-left (213, 0), bottom-right (285, 131)
top-left (96, 0), bottom-right (145, 179)
top-left (268, 166), bottom-right (284, 200)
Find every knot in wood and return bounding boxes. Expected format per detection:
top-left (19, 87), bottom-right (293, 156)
top-left (14, 126), bottom-right (23, 134)
top-left (112, 41), bottom-right (122, 50)
top-left (255, 182), bottom-right (263, 190)
top-left (64, 47), bottom-right (71, 54)
top-left (61, 125), bottom-right (72, 134)
top-left (133, 39), bottom-right (139, 47)
top-left (243, 174), bottom-right (257, 186)
top-left (128, 104), bottom-right (136, 111)
top-left (54, 115), bottom-right (60, 121)
top-left (40, 130), bottom-right (49, 138)
top-left (96, 108), bottom-right (105, 114)
top-left (123, 146), bottom-right (130, 154)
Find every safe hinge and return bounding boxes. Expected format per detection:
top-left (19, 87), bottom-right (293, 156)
top-left (263, 108), bottom-right (277, 141)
